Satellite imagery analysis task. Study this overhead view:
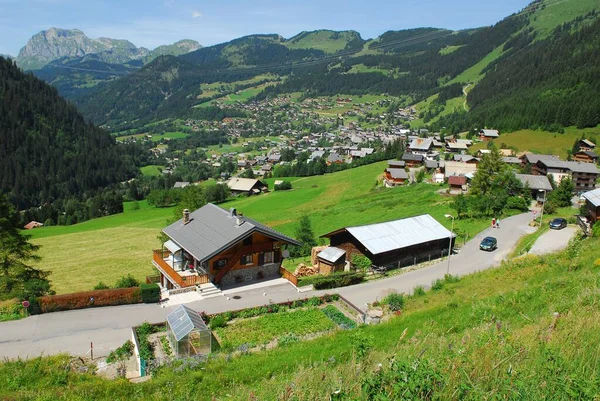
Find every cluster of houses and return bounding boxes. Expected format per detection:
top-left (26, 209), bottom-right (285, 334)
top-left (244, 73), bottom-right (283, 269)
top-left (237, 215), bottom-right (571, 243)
top-left (383, 137), bottom-right (599, 197)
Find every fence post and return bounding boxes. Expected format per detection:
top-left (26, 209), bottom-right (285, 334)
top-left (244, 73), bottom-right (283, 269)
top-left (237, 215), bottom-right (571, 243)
top-left (90, 342), bottom-right (93, 360)
top-left (413, 257), bottom-right (416, 265)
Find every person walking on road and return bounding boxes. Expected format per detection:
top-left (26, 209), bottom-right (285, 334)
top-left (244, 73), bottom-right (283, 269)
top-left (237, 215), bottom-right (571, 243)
top-left (496, 218), bottom-right (500, 229)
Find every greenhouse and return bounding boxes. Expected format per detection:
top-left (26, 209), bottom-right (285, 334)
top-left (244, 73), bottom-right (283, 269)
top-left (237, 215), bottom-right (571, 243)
top-left (166, 304), bottom-right (212, 357)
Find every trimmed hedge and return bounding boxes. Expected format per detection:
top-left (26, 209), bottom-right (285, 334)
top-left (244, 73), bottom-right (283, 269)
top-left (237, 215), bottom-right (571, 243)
top-left (140, 283), bottom-right (160, 303)
top-left (36, 287), bottom-right (142, 313)
top-left (298, 271), bottom-right (365, 290)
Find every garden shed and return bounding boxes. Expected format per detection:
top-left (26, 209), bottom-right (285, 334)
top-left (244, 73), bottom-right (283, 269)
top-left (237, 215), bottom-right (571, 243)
top-left (166, 305), bottom-right (212, 357)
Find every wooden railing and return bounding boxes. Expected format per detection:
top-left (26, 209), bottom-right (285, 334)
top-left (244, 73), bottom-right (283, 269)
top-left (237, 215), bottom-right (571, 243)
top-left (152, 250), bottom-right (209, 288)
top-left (280, 266), bottom-right (298, 287)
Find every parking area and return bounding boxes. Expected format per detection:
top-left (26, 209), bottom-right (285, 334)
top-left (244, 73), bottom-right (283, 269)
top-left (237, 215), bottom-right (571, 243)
top-left (529, 226), bottom-right (578, 255)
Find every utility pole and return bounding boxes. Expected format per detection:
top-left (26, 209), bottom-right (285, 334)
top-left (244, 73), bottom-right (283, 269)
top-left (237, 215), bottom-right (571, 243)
top-left (444, 214), bottom-right (455, 275)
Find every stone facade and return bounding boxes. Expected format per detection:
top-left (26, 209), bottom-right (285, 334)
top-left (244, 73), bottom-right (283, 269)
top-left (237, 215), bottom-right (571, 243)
top-left (219, 263), bottom-right (281, 288)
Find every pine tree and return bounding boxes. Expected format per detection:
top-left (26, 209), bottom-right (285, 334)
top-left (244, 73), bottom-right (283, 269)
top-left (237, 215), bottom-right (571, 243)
top-left (292, 215), bottom-right (317, 257)
top-left (0, 193), bottom-right (51, 300)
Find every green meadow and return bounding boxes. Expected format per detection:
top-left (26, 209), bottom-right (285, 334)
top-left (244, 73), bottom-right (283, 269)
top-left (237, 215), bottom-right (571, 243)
top-left (27, 162), bottom-right (494, 294)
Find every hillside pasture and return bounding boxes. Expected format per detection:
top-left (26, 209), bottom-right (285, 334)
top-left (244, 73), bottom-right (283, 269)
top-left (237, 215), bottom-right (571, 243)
top-left (140, 165), bottom-right (165, 177)
top-left (470, 126), bottom-right (600, 159)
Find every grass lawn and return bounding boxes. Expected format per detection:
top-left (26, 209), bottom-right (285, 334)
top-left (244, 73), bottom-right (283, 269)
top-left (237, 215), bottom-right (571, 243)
top-left (149, 132), bottom-right (189, 142)
top-left (346, 64), bottom-right (389, 75)
top-left (214, 308), bottom-right (336, 348)
top-left (470, 126), bottom-right (600, 159)
top-left (28, 201), bottom-right (173, 294)
top-left (447, 44), bottom-right (505, 85)
top-left (5, 234), bottom-right (600, 399)
top-left (527, 0), bottom-right (599, 38)
top-left (140, 165), bottom-right (165, 177)
top-left (439, 45), bottom-right (464, 55)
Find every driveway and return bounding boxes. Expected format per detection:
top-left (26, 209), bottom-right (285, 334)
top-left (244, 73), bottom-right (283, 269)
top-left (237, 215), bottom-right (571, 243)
top-left (0, 212), bottom-right (534, 360)
top-left (529, 226), bottom-right (578, 255)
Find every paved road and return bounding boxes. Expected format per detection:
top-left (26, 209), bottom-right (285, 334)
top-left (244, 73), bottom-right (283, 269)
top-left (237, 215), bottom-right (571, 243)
top-left (0, 212), bottom-right (535, 360)
top-left (529, 226), bottom-right (577, 255)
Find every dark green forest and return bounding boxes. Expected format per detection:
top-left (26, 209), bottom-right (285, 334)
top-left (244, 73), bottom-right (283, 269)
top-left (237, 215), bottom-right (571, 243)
top-left (435, 12), bottom-right (600, 133)
top-left (0, 57), bottom-right (140, 225)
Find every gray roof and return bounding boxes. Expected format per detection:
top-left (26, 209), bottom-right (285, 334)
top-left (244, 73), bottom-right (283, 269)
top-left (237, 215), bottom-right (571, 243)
top-left (173, 181), bottom-right (190, 188)
top-left (515, 174), bottom-right (553, 191)
top-left (503, 157), bottom-right (521, 164)
top-left (326, 214), bottom-right (454, 255)
top-left (166, 305), bottom-right (209, 342)
top-left (317, 247), bottom-right (346, 264)
top-left (388, 160), bottom-right (405, 168)
top-left (402, 153), bottom-right (424, 162)
top-left (537, 159), bottom-right (600, 174)
top-left (581, 139), bottom-right (596, 148)
top-left (425, 160), bottom-right (438, 169)
top-left (453, 154), bottom-right (477, 163)
top-left (163, 203), bottom-right (301, 263)
top-left (522, 154), bottom-right (560, 164)
top-left (327, 153), bottom-right (344, 163)
top-left (582, 188), bottom-right (600, 207)
top-left (576, 150), bottom-right (599, 158)
top-left (446, 142), bottom-right (468, 150)
top-left (480, 129), bottom-right (499, 137)
top-left (227, 178), bottom-right (264, 192)
top-left (386, 168), bottom-right (409, 179)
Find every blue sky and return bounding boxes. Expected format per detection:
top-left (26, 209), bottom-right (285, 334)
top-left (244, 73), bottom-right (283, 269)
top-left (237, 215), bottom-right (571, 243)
top-left (0, 0), bottom-right (531, 56)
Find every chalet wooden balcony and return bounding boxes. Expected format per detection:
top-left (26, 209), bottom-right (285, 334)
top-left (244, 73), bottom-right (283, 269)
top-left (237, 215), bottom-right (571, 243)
top-left (152, 249), bottom-right (209, 288)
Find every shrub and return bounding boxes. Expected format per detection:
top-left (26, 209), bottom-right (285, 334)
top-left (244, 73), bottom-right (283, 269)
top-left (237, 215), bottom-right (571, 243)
top-left (431, 279), bottom-right (444, 291)
top-left (210, 315), bottom-right (227, 329)
top-left (352, 254), bottom-right (372, 271)
top-left (349, 330), bottom-right (373, 359)
top-left (140, 283), bottom-right (160, 303)
top-left (106, 340), bottom-right (133, 364)
top-left (37, 288), bottom-right (142, 313)
top-left (299, 271), bottom-right (365, 290)
top-left (114, 274), bottom-right (140, 289)
top-left (274, 181), bottom-right (292, 191)
top-left (505, 196), bottom-right (529, 211)
top-left (93, 282), bottom-right (110, 290)
top-left (412, 285), bottom-right (426, 297)
top-left (444, 274), bottom-right (460, 284)
top-left (382, 293), bottom-right (405, 312)
top-left (278, 333), bottom-right (299, 346)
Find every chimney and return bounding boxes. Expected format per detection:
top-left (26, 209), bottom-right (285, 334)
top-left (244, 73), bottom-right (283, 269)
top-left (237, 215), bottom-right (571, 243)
top-left (183, 209), bottom-right (190, 224)
top-left (236, 212), bottom-right (244, 226)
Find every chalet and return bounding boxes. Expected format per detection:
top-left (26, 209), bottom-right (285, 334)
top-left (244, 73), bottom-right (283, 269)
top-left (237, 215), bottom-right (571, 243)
top-left (227, 178), bottom-right (267, 195)
top-left (448, 175), bottom-right (467, 194)
top-left (408, 138), bottom-right (433, 155)
top-left (153, 205), bottom-right (301, 290)
top-left (479, 129), bottom-right (499, 141)
top-left (515, 174), bottom-right (553, 202)
top-left (316, 247), bottom-right (346, 275)
top-left (445, 142), bottom-right (468, 153)
top-left (327, 153), bottom-right (345, 165)
top-left (534, 159), bottom-right (599, 192)
top-left (573, 150), bottom-right (599, 164)
top-left (23, 221), bottom-right (43, 230)
top-left (260, 164), bottom-right (273, 173)
top-left (424, 160), bottom-right (439, 170)
top-left (582, 188), bottom-right (600, 222)
top-left (453, 154), bottom-right (479, 164)
top-left (384, 168), bottom-right (409, 187)
top-left (387, 160), bottom-right (406, 168)
top-left (402, 152), bottom-right (424, 167)
top-left (502, 156), bottom-right (522, 166)
top-left (519, 154), bottom-right (560, 173)
top-left (320, 214), bottom-right (455, 269)
top-left (268, 154), bottom-right (282, 163)
top-left (579, 139), bottom-right (596, 152)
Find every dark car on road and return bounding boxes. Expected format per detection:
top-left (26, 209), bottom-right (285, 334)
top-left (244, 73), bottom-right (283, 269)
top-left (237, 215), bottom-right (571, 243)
top-left (549, 218), bottom-right (567, 230)
top-left (479, 236), bottom-right (497, 251)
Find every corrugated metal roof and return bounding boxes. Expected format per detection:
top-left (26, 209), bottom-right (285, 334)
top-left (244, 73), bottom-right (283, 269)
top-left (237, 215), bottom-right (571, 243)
top-left (227, 178), bottom-right (261, 192)
top-left (163, 203), bottom-right (301, 263)
top-left (317, 247), bottom-right (346, 264)
top-left (386, 168), bottom-right (408, 179)
top-left (515, 174), bottom-right (553, 191)
top-left (166, 305), bottom-right (209, 342)
top-left (583, 188), bottom-right (600, 207)
top-left (344, 214), bottom-right (454, 255)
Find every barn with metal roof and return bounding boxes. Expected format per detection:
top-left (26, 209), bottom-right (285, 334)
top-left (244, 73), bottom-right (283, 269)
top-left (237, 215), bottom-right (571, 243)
top-left (321, 214), bottom-right (455, 268)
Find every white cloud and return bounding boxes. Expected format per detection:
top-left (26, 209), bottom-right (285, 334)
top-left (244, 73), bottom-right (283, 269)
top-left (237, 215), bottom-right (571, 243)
top-left (192, 11), bottom-right (201, 18)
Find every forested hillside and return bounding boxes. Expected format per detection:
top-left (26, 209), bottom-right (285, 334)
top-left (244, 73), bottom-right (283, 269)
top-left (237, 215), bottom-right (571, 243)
top-left (436, 11), bottom-right (600, 132)
top-left (0, 57), bottom-right (139, 224)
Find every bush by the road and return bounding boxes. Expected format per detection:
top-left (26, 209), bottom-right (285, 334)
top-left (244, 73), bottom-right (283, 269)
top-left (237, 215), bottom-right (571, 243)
top-left (298, 271), bottom-right (365, 289)
top-left (35, 287), bottom-right (142, 314)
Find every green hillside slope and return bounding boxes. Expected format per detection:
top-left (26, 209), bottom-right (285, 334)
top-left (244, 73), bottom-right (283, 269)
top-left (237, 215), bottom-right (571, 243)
top-left (3, 233), bottom-right (599, 399)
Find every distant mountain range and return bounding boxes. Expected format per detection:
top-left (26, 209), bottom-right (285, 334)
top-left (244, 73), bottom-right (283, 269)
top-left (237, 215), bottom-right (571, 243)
top-left (11, 0), bottom-right (600, 133)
